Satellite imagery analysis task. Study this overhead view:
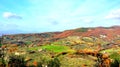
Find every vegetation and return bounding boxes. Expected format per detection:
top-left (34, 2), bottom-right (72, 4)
top-left (0, 37), bottom-right (2, 47)
top-left (41, 45), bottom-right (70, 52)
top-left (110, 52), bottom-right (120, 67)
top-left (0, 26), bottom-right (120, 67)
top-left (8, 55), bottom-right (26, 67)
top-left (48, 57), bottom-right (60, 67)
top-left (75, 28), bottom-right (88, 32)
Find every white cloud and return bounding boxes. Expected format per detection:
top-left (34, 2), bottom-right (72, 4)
top-left (105, 9), bottom-right (120, 19)
top-left (3, 12), bottom-right (22, 19)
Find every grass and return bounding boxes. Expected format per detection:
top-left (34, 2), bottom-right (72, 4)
top-left (100, 48), bottom-right (120, 54)
top-left (59, 55), bottom-right (96, 67)
top-left (41, 45), bottom-right (70, 52)
top-left (28, 45), bottom-right (70, 53)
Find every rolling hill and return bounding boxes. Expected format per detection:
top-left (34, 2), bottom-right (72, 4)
top-left (1, 26), bottom-right (120, 45)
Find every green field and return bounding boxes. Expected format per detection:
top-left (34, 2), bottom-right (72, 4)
top-left (28, 45), bottom-right (70, 52)
top-left (100, 48), bottom-right (120, 54)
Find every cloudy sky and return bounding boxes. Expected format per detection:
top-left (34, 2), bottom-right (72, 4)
top-left (0, 0), bottom-right (120, 34)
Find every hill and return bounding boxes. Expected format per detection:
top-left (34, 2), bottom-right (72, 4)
top-left (0, 25), bottom-right (120, 67)
top-left (1, 26), bottom-right (120, 45)
top-left (54, 26), bottom-right (120, 41)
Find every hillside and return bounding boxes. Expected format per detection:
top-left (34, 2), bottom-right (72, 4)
top-left (54, 26), bottom-right (120, 41)
top-left (1, 26), bottom-right (120, 45)
top-left (2, 32), bottom-right (61, 45)
top-left (0, 26), bottom-right (120, 67)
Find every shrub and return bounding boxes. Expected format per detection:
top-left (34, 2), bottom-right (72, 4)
top-left (8, 55), bottom-right (26, 67)
top-left (110, 52), bottom-right (120, 67)
top-left (0, 44), bottom-right (2, 47)
top-left (48, 57), bottom-right (60, 67)
top-left (0, 47), bottom-right (6, 67)
top-left (33, 56), bottom-right (60, 67)
top-left (36, 62), bottom-right (42, 67)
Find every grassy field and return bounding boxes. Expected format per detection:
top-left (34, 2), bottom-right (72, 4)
top-left (27, 45), bottom-right (71, 53)
top-left (100, 48), bottom-right (120, 54)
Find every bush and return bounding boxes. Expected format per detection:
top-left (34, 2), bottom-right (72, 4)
top-left (0, 47), bottom-right (6, 67)
top-left (36, 62), bottom-right (42, 67)
top-left (0, 44), bottom-right (2, 47)
top-left (48, 57), bottom-right (60, 67)
top-left (110, 52), bottom-right (120, 67)
top-left (8, 55), bottom-right (26, 67)
top-left (33, 56), bottom-right (60, 67)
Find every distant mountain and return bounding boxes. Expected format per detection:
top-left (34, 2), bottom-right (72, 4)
top-left (1, 25), bottom-right (120, 45)
top-left (0, 29), bottom-right (25, 36)
top-left (2, 32), bottom-right (61, 45)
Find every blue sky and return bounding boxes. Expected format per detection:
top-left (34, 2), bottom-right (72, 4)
top-left (0, 0), bottom-right (120, 34)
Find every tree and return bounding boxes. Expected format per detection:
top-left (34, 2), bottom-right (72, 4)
top-left (48, 57), bottom-right (61, 67)
top-left (8, 55), bottom-right (27, 67)
top-left (0, 36), bottom-right (2, 47)
top-left (110, 52), bottom-right (120, 67)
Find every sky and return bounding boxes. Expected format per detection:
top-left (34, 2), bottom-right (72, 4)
top-left (0, 0), bottom-right (120, 34)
